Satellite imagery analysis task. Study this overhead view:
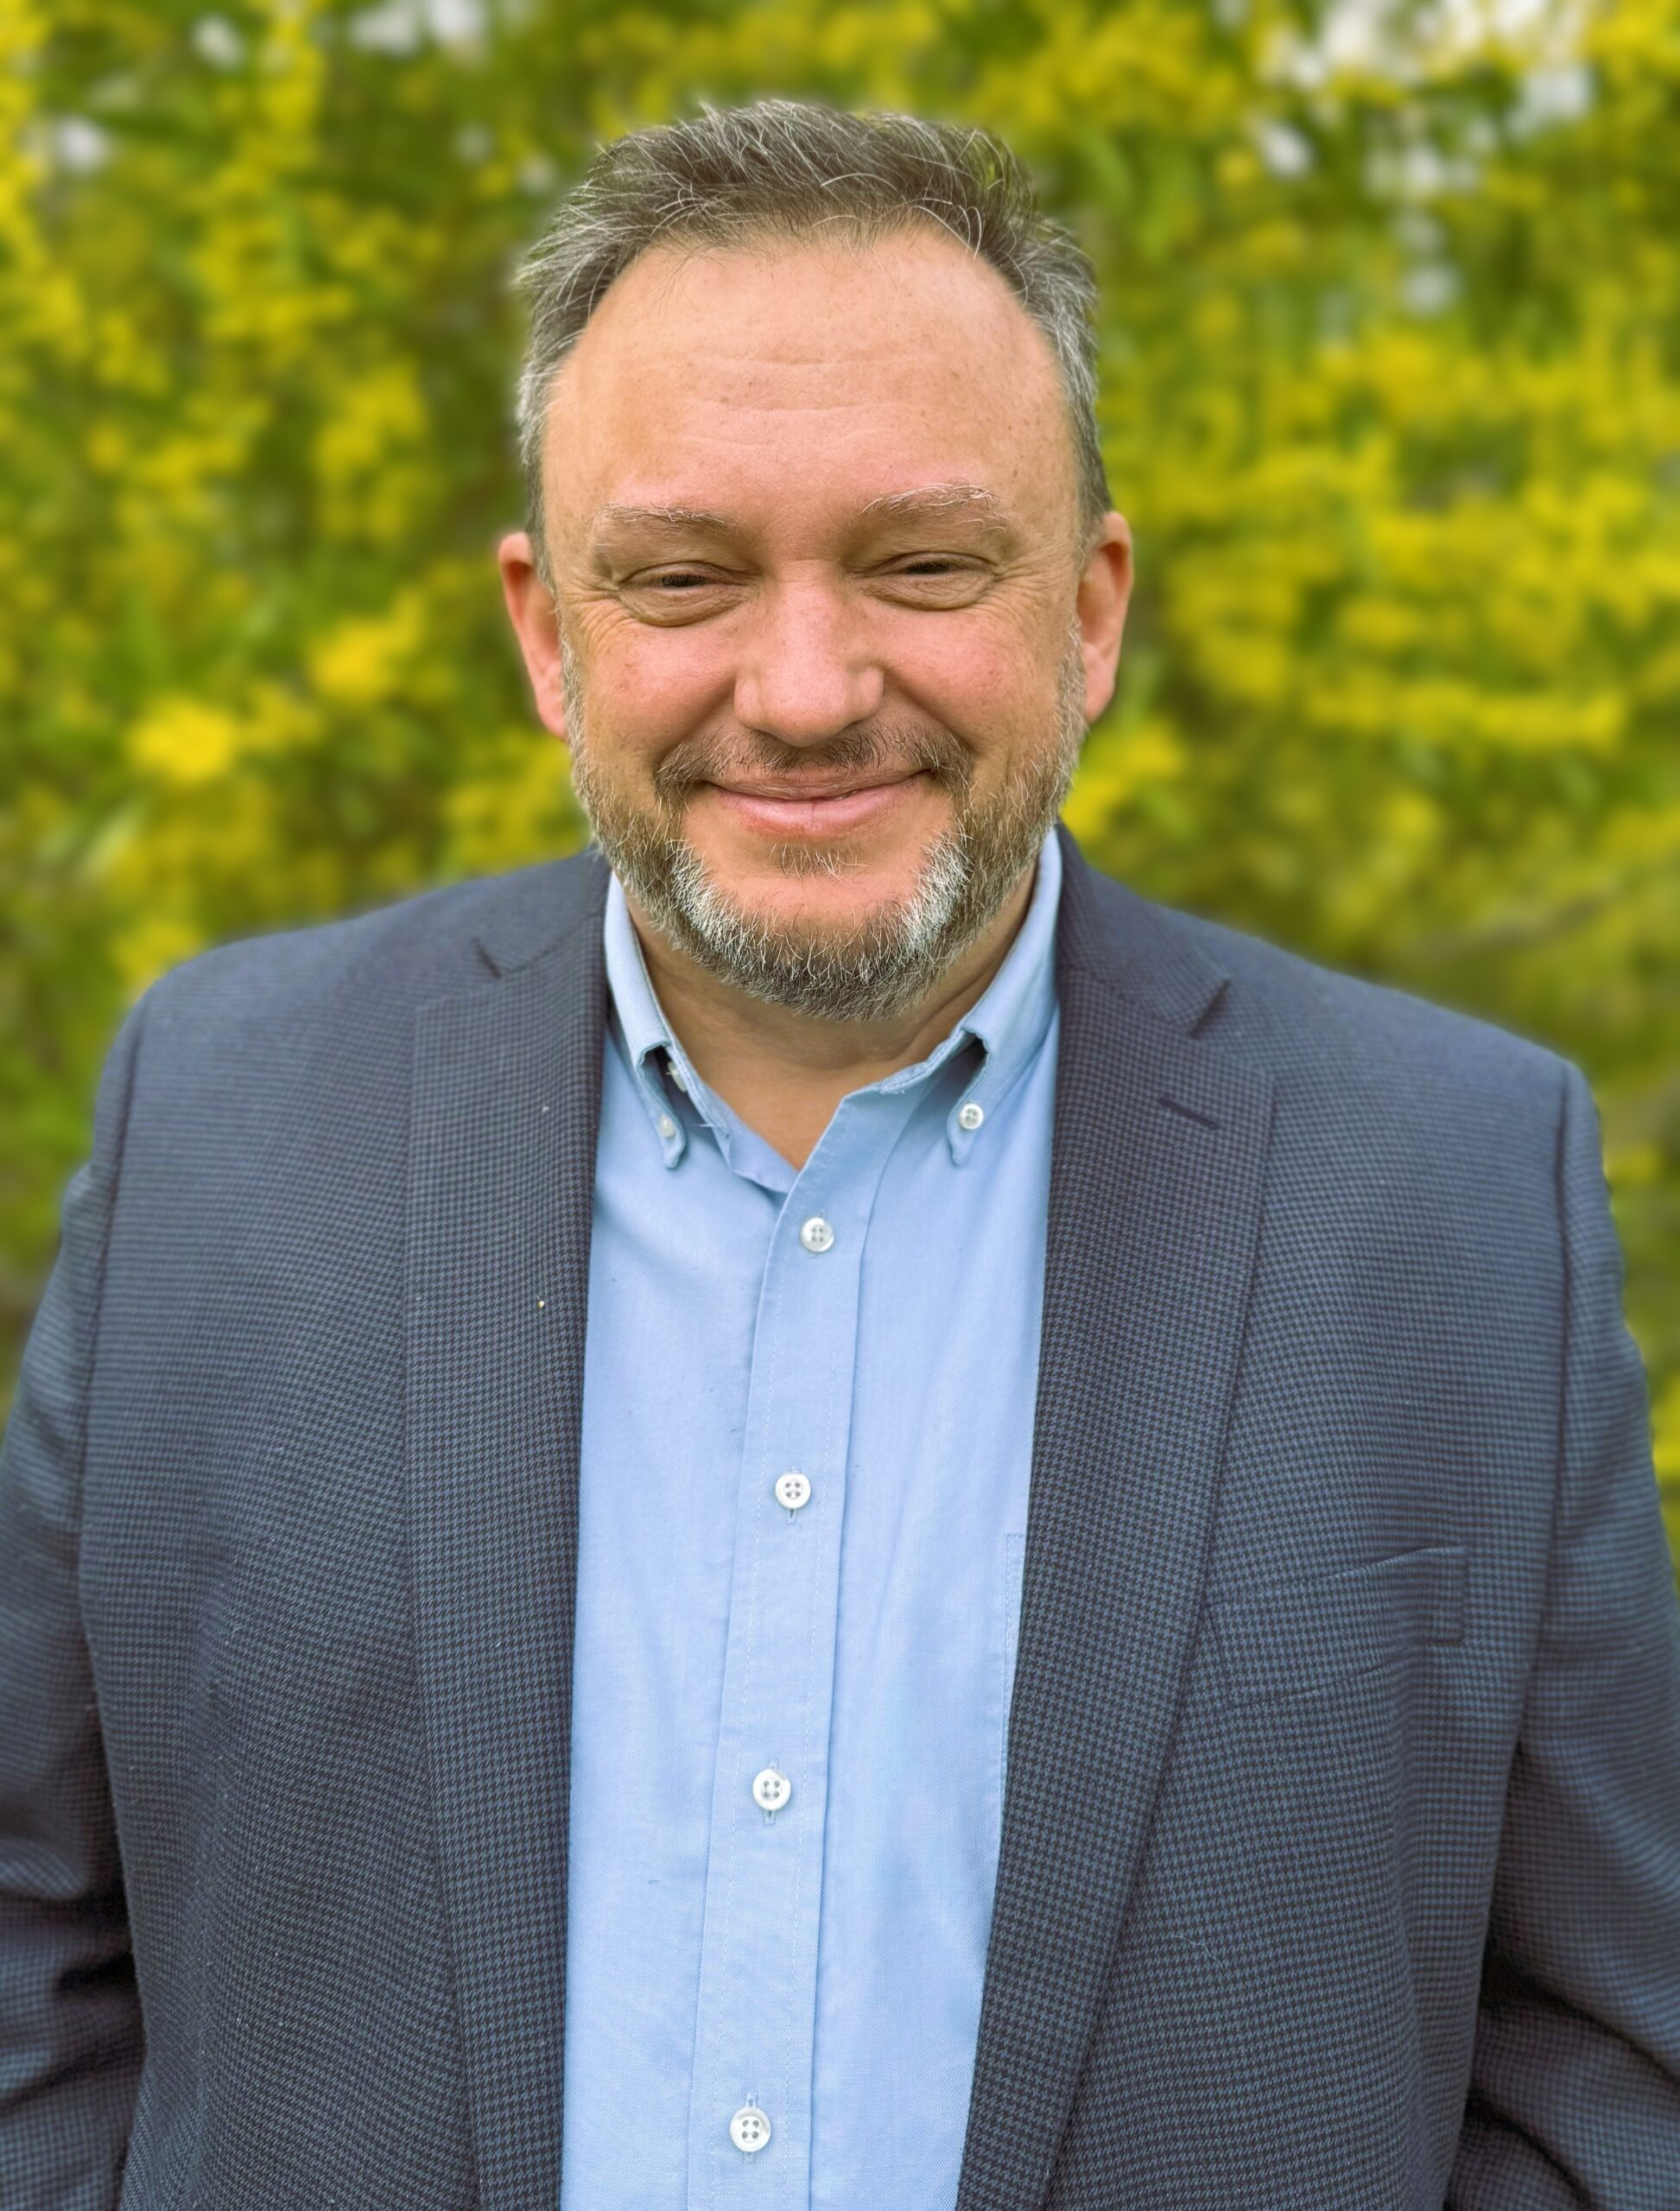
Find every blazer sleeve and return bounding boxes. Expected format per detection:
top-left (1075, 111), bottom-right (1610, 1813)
top-left (0, 991), bottom-right (150, 2211)
top-left (1449, 1056), bottom-right (1680, 2209)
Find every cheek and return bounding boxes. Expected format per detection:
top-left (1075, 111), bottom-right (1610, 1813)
top-left (578, 620), bottom-right (732, 766)
top-left (883, 618), bottom-right (1053, 748)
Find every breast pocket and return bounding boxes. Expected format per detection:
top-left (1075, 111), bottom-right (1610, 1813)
top-left (1208, 1543), bottom-right (1468, 1707)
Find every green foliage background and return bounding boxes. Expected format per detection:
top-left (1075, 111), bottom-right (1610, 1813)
top-left (3, 0), bottom-right (1676, 1564)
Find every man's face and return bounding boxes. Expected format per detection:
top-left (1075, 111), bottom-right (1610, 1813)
top-left (500, 224), bottom-right (1132, 1017)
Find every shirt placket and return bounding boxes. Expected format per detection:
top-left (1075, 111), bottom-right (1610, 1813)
top-left (684, 1093), bottom-right (912, 2208)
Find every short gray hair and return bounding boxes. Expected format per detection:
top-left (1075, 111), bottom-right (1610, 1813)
top-left (511, 98), bottom-right (1109, 587)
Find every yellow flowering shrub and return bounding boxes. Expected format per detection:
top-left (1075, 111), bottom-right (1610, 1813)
top-left (2, 0), bottom-right (1676, 1566)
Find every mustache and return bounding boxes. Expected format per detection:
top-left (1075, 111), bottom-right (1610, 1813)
top-left (650, 719), bottom-right (974, 807)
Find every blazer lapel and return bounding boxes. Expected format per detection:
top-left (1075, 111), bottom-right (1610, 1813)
top-left (404, 852), bottom-right (609, 2211)
top-left (956, 829), bottom-right (1277, 2210)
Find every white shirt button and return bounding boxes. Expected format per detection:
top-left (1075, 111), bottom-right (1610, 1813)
top-left (752, 1765), bottom-right (791, 1812)
top-left (957, 1100), bottom-right (985, 1131)
top-left (667, 1060), bottom-right (688, 1094)
top-left (656, 1112), bottom-right (677, 1140)
top-left (729, 2103), bottom-right (771, 2153)
top-left (799, 1215), bottom-right (834, 1254)
top-left (774, 1471), bottom-right (811, 1512)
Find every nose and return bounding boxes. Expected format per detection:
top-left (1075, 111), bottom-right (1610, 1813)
top-left (732, 573), bottom-right (884, 744)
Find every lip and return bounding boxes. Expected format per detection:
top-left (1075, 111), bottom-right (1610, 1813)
top-left (704, 770), bottom-right (928, 838)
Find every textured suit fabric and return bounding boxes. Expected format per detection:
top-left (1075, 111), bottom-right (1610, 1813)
top-left (2, 822), bottom-right (1677, 2211)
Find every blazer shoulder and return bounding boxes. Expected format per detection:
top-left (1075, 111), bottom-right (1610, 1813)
top-left (140, 847), bottom-right (609, 1040)
top-left (1127, 882), bottom-right (1568, 1112)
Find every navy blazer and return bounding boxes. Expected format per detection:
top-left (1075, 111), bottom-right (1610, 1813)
top-left (3, 824), bottom-right (1677, 2210)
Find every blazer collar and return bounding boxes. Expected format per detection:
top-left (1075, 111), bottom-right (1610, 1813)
top-left (1049, 820), bottom-right (1230, 1035)
top-left (956, 827), bottom-right (1272, 2209)
top-left (407, 852), bottom-right (610, 2211)
top-left (470, 842), bottom-right (612, 982)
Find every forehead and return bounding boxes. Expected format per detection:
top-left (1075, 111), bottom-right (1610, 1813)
top-left (540, 225), bottom-right (1076, 541)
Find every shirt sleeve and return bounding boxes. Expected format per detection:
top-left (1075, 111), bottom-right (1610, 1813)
top-left (1449, 1055), bottom-right (1680, 2208)
top-left (0, 989), bottom-right (151, 2211)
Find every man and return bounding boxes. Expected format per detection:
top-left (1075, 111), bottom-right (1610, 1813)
top-left (2, 97), bottom-right (1677, 2211)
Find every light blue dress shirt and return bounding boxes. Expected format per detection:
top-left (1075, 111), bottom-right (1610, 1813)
top-left (561, 827), bottom-right (1062, 2209)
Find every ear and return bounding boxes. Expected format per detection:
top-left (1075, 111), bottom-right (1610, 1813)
top-left (1075, 511), bottom-right (1134, 724)
top-left (497, 529), bottom-right (570, 743)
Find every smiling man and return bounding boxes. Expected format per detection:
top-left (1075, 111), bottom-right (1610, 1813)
top-left (3, 100), bottom-right (1678, 2211)
top-left (505, 199), bottom-right (1125, 1170)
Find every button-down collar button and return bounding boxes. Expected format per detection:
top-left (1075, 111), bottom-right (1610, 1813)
top-left (730, 2104), bottom-right (771, 2153)
top-left (656, 1112), bottom-right (677, 1140)
top-left (957, 1100), bottom-right (985, 1132)
top-left (774, 1471), bottom-right (811, 1511)
top-left (752, 1765), bottom-right (791, 1813)
top-left (799, 1215), bottom-right (834, 1254)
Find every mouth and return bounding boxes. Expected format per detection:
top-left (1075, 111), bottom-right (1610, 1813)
top-left (702, 769), bottom-right (931, 838)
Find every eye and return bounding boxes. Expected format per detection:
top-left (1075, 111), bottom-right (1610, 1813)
top-left (874, 554), bottom-right (991, 605)
top-left (618, 566), bottom-right (746, 624)
top-left (639, 568), bottom-right (718, 592)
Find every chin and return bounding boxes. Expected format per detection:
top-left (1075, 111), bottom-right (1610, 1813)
top-left (710, 852), bottom-right (933, 930)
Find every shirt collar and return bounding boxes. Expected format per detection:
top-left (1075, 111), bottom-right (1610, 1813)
top-left (602, 823), bottom-right (1062, 1171)
top-left (601, 877), bottom-right (698, 1171)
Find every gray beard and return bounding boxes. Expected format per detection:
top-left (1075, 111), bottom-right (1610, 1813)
top-left (561, 634), bottom-right (1086, 1023)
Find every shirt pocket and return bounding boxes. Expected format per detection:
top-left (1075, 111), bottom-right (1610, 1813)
top-left (1208, 1542), bottom-right (1468, 1707)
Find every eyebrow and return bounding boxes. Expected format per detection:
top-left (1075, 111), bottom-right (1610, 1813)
top-left (591, 504), bottom-right (735, 536)
top-left (587, 483), bottom-right (1014, 541)
top-left (859, 483), bottom-right (1011, 526)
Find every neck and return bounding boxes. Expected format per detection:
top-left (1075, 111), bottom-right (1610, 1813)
top-left (624, 863), bottom-right (1039, 1171)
